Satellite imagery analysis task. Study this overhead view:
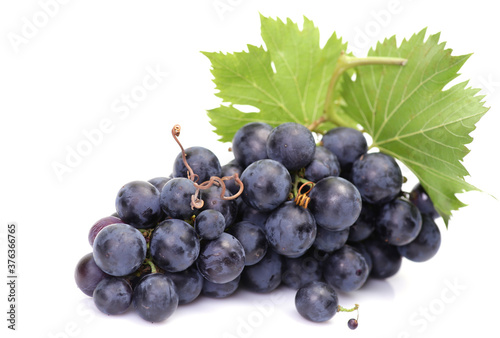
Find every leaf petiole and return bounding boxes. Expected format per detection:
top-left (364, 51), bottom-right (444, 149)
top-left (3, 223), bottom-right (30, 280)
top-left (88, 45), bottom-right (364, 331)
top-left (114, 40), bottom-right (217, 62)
top-left (323, 52), bottom-right (407, 127)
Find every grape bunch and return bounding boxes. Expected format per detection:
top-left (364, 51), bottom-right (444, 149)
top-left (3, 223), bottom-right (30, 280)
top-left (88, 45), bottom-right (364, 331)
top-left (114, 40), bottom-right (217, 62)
top-left (75, 122), bottom-right (441, 327)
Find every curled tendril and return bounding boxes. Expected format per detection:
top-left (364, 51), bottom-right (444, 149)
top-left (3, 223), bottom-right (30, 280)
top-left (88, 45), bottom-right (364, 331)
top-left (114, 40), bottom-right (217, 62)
top-left (172, 124), bottom-right (196, 181)
top-left (171, 124), bottom-right (244, 210)
top-left (295, 181), bottom-right (314, 209)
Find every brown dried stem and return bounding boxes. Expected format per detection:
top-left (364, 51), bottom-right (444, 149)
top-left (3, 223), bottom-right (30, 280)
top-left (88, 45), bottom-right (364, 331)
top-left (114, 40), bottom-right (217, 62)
top-left (171, 124), bottom-right (244, 209)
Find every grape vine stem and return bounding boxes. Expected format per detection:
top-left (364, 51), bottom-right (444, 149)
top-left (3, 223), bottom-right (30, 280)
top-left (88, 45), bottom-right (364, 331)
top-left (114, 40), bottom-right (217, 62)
top-left (322, 52), bottom-right (407, 130)
top-left (144, 258), bottom-right (157, 274)
top-left (337, 303), bottom-right (360, 321)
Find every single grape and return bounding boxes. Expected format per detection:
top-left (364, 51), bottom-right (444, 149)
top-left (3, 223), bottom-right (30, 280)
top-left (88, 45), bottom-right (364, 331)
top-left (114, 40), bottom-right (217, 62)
top-left (351, 152), bottom-right (402, 204)
top-left (240, 159), bottom-right (292, 212)
top-left (363, 236), bottom-right (402, 279)
top-left (173, 146), bottom-right (221, 183)
top-left (410, 183), bottom-right (440, 219)
top-left (266, 122), bottom-right (316, 171)
top-left (227, 221), bottom-right (268, 266)
top-left (133, 273), bottom-right (179, 323)
top-left (282, 250), bottom-right (323, 289)
top-left (202, 275), bottom-right (241, 299)
top-left (232, 122), bottom-right (272, 168)
top-left (150, 219), bottom-right (200, 272)
top-left (200, 184), bottom-right (238, 227)
top-left (164, 266), bottom-right (204, 305)
top-left (75, 253), bottom-right (109, 297)
top-left (147, 176), bottom-right (171, 192)
top-left (88, 216), bottom-right (124, 247)
top-left (349, 242), bottom-right (373, 273)
top-left (304, 146), bottom-right (341, 182)
top-left (115, 181), bottom-right (162, 229)
top-left (93, 223), bottom-right (147, 276)
top-left (197, 233), bottom-right (246, 284)
top-left (321, 127), bottom-right (368, 172)
top-left (376, 197), bottom-right (422, 246)
top-left (308, 176), bottom-right (362, 231)
top-left (397, 214), bottom-right (441, 262)
top-left (348, 318), bottom-right (359, 330)
top-left (93, 277), bottom-right (132, 315)
top-left (220, 159), bottom-right (243, 195)
top-left (194, 209), bottom-right (226, 240)
top-left (323, 245), bottom-right (369, 292)
top-left (237, 203), bottom-right (271, 229)
top-left (295, 281), bottom-right (338, 322)
top-left (313, 226), bottom-right (349, 253)
top-left (241, 249), bottom-right (282, 293)
top-left (160, 177), bottom-right (198, 220)
top-left (347, 203), bottom-right (377, 242)
top-left (264, 201), bottom-right (317, 257)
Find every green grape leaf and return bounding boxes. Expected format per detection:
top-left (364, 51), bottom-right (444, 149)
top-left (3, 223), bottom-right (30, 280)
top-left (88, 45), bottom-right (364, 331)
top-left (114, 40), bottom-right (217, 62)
top-left (341, 29), bottom-right (489, 225)
top-left (203, 15), bottom-right (350, 142)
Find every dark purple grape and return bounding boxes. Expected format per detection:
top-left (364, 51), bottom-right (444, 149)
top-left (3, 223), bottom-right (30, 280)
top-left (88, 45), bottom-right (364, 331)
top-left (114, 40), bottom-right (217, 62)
top-left (173, 146), bottom-right (221, 183)
top-left (322, 245), bottom-right (369, 292)
top-left (304, 146), bottom-right (341, 182)
top-left (240, 159), bottom-right (292, 212)
top-left (349, 242), bottom-right (373, 273)
top-left (313, 227), bottom-right (349, 253)
top-left (93, 223), bottom-right (147, 276)
top-left (241, 249), bottom-right (282, 293)
top-left (348, 318), bottom-right (359, 330)
top-left (410, 183), bottom-right (440, 219)
top-left (194, 209), bottom-right (226, 240)
top-left (88, 216), bottom-right (124, 247)
top-left (397, 214), bottom-right (441, 262)
top-left (265, 202), bottom-right (317, 257)
top-left (150, 219), bottom-right (200, 272)
top-left (376, 197), bottom-right (422, 246)
top-left (200, 184), bottom-right (238, 227)
top-left (227, 221), bottom-right (268, 266)
top-left (93, 277), bottom-right (132, 315)
top-left (282, 251), bottom-right (323, 289)
top-left (160, 177), bottom-right (198, 220)
top-left (133, 273), bottom-right (178, 322)
top-left (196, 233), bottom-right (246, 284)
top-left (202, 275), bottom-right (241, 299)
top-left (347, 203), bottom-right (377, 242)
top-left (363, 236), bottom-right (402, 279)
top-left (232, 122), bottom-right (272, 168)
top-left (295, 281), bottom-right (338, 322)
top-left (237, 203), bottom-right (271, 229)
top-left (351, 152), bottom-right (402, 205)
top-left (115, 181), bottom-right (162, 229)
top-left (321, 127), bottom-right (368, 172)
top-left (75, 253), bottom-right (109, 297)
top-left (148, 176), bottom-right (171, 192)
top-left (308, 176), bottom-right (362, 231)
top-left (220, 160), bottom-right (243, 195)
top-left (164, 266), bottom-right (204, 305)
top-left (266, 122), bottom-right (316, 171)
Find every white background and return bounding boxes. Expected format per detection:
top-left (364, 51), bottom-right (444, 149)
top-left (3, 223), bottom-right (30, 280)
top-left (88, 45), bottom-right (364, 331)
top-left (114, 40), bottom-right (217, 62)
top-left (1, 1), bottom-right (499, 337)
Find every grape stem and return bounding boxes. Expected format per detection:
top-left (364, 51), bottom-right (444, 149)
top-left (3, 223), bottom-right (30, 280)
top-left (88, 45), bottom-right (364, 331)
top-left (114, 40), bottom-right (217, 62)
top-left (292, 173), bottom-right (312, 197)
top-left (144, 258), bottom-right (157, 274)
top-left (338, 303), bottom-right (360, 321)
top-left (322, 52), bottom-right (407, 130)
top-left (306, 115), bottom-right (327, 131)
